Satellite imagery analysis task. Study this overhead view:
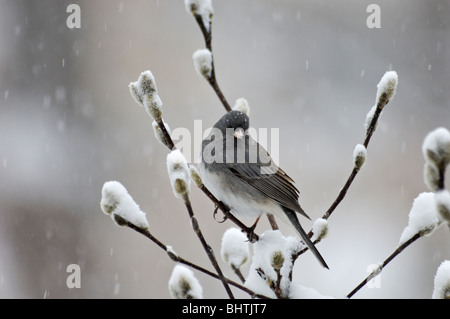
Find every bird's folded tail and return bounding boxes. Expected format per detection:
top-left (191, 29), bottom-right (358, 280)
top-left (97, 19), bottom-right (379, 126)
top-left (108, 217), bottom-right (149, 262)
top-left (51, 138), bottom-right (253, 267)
top-left (283, 208), bottom-right (329, 269)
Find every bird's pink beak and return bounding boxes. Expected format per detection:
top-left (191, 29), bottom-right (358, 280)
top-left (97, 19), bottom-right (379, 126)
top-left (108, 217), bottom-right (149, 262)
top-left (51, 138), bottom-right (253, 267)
top-left (234, 127), bottom-right (244, 139)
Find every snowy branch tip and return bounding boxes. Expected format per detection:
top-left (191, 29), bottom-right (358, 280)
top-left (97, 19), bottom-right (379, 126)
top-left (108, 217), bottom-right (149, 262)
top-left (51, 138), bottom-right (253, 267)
top-left (376, 71), bottom-right (398, 109)
top-left (129, 70), bottom-right (162, 121)
top-left (184, 0), bottom-right (214, 32)
top-left (399, 192), bottom-right (442, 245)
top-left (167, 149), bottom-right (191, 199)
top-left (100, 181), bottom-right (149, 230)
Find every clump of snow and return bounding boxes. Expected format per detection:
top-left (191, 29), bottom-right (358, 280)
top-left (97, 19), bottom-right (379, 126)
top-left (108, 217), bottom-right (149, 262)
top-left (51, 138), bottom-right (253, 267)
top-left (399, 192), bottom-right (442, 245)
top-left (100, 181), bottom-right (149, 229)
top-left (233, 98), bottom-right (250, 115)
top-left (353, 144), bottom-right (367, 171)
top-left (184, 0), bottom-right (214, 32)
top-left (311, 218), bottom-right (328, 242)
top-left (220, 228), bottom-right (250, 270)
top-left (193, 49), bottom-right (213, 79)
top-left (245, 230), bottom-right (301, 298)
top-left (152, 120), bottom-right (171, 147)
top-left (166, 149), bottom-right (191, 199)
top-left (168, 265), bottom-right (203, 299)
top-left (375, 71), bottom-right (398, 108)
top-left (129, 70), bottom-right (162, 121)
top-left (432, 260), bottom-right (450, 299)
top-left (435, 190), bottom-right (450, 223)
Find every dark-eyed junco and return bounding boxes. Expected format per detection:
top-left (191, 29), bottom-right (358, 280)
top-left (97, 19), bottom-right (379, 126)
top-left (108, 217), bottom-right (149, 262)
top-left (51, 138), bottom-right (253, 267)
top-left (200, 111), bottom-right (329, 269)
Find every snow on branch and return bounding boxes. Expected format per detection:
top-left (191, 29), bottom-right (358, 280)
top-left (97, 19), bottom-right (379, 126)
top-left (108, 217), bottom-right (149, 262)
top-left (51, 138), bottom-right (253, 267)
top-left (100, 181), bottom-right (149, 230)
top-left (435, 190), bottom-right (450, 224)
top-left (375, 71), bottom-right (398, 109)
top-left (184, 0), bottom-right (214, 32)
top-left (193, 49), bottom-right (213, 80)
top-left (422, 127), bottom-right (450, 191)
top-left (152, 120), bottom-right (172, 148)
top-left (129, 70), bottom-right (163, 122)
top-left (311, 218), bottom-right (328, 242)
top-left (399, 192), bottom-right (442, 245)
top-left (166, 150), bottom-right (191, 200)
top-left (221, 228), bottom-right (250, 272)
top-left (353, 144), bottom-right (367, 171)
top-left (245, 230), bottom-right (303, 298)
top-left (233, 98), bottom-right (250, 115)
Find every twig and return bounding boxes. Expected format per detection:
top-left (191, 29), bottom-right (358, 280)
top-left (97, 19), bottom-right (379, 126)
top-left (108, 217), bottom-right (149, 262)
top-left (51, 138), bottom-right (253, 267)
top-left (346, 232), bottom-right (421, 298)
top-left (231, 265), bottom-right (246, 284)
top-left (119, 218), bottom-right (269, 298)
top-left (296, 101), bottom-right (390, 262)
top-left (182, 193), bottom-right (235, 299)
top-left (267, 213), bottom-right (279, 230)
top-left (322, 105), bottom-right (382, 222)
top-left (193, 13), bottom-right (232, 112)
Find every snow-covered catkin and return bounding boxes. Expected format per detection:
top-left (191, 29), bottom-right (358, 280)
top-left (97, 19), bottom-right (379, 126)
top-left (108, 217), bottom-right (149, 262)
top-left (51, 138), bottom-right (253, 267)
top-left (193, 49), bottom-right (213, 80)
top-left (399, 192), bottom-right (442, 245)
top-left (184, 0), bottom-right (214, 32)
top-left (311, 218), bottom-right (328, 242)
top-left (271, 251), bottom-right (285, 271)
top-left (422, 128), bottom-right (450, 191)
top-left (435, 190), bottom-right (450, 224)
top-left (365, 71), bottom-right (398, 132)
top-left (432, 260), bottom-right (450, 299)
top-left (353, 144), bottom-right (367, 171)
top-left (220, 228), bottom-right (250, 270)
top-left (129, 70), bottom-right (163, 122)
top-left (190, 166), bottom-right (203, 188)
top-left (100, 181), bottom-right (149, 230)
top-left (424, 163), bottom-right (441, 192)
top-left (375, 71), bottom-right (398, 109)
top-left (152, 120), bottom-right (171, 148)
top-left (168, 265), bottom-right (203, 299)
top-left (233, 98), bottom-right (250, 116)
top-left (166, 150), bottom-right (191, 200)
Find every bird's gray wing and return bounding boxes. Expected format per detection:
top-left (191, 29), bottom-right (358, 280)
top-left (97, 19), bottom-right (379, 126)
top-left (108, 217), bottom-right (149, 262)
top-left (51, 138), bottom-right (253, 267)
top-left (226, 136), bottom-right (309, 219)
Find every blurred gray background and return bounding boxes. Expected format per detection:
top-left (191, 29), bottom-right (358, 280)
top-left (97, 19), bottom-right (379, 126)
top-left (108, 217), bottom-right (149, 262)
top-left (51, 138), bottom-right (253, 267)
top-left (0, 0), bottom-right (449, 299)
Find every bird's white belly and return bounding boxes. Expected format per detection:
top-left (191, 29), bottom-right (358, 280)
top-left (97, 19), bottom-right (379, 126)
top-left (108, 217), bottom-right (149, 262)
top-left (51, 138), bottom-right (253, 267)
top-left (200, 164), bottom-right (286, 221)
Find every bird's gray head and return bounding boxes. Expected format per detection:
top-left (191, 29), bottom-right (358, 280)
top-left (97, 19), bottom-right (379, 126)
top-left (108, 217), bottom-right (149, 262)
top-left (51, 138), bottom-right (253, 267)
top-left (213, 111), bottom-right (249, 135)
